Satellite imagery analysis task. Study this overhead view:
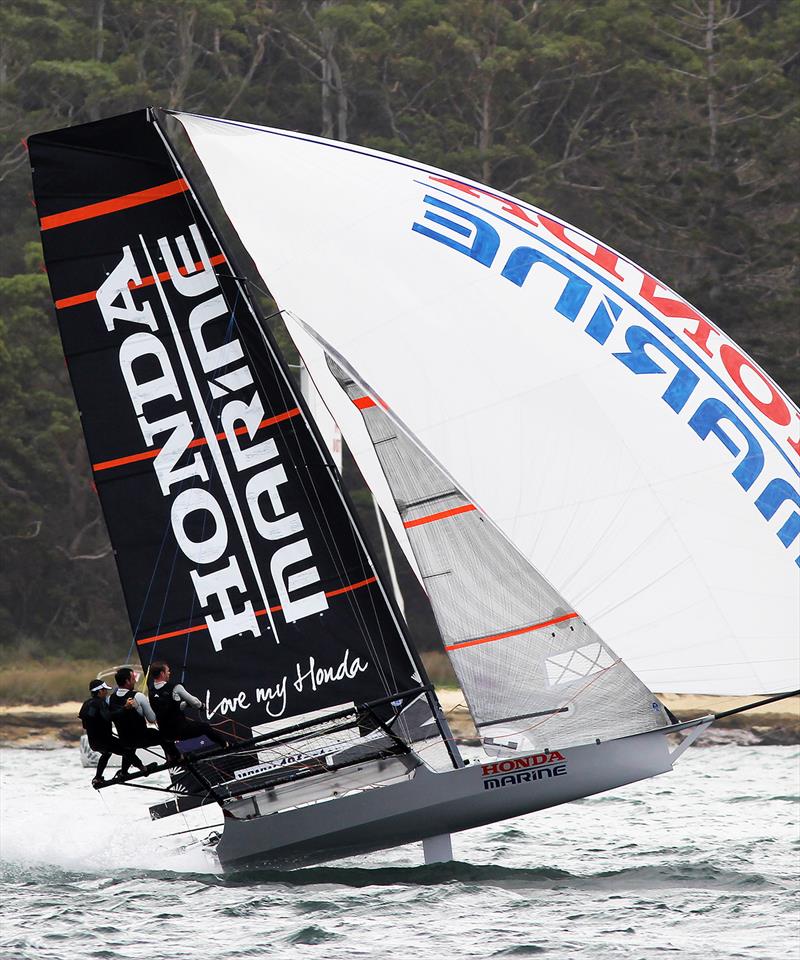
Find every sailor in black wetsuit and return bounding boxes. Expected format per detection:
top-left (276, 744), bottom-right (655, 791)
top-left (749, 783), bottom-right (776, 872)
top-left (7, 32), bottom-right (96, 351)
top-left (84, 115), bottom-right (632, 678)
top-left (108, 667), bottom-right (180, 763)
top-left (149, 661), bottom-right (229, 749)
top-left (78, 679), bottom-right (145, 787)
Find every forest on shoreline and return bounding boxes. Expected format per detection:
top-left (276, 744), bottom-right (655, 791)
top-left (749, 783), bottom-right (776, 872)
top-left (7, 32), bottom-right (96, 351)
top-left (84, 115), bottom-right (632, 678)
top-left (1, 0), bottom-right (798, 662)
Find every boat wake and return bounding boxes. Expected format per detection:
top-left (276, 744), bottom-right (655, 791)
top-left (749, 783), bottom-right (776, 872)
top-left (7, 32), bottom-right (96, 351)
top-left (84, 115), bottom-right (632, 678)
top-left (0, 855), bottom-right (776, 895)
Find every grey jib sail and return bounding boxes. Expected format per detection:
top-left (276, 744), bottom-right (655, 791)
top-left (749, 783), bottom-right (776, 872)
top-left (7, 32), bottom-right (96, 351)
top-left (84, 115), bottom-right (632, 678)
top-left (324, 354), bottom-right (669, 752)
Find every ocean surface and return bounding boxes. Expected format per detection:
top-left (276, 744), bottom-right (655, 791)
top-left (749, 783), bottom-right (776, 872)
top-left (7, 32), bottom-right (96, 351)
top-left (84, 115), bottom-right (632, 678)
top-left (0, 744), bottom-right (798, 960)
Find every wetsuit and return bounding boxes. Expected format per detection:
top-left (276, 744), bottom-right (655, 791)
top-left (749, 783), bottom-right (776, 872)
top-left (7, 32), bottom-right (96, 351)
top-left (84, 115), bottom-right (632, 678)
top-left (109, 688), bottom-right (179, 761)
top-left (151, 680), bottom-right (228, 749)
top-left (78, 695), bottom-right (142, 780)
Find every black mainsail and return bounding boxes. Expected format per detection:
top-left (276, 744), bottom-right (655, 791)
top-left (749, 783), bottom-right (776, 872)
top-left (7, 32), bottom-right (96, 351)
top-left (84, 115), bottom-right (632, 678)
top-left (29, 109), bottom-right (454, 756)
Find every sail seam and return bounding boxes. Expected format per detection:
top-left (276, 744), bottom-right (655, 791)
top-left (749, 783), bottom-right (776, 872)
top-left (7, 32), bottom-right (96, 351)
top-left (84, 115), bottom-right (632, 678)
top-left (137, 234), bottom-right (277, 638)
top-left (40, 178), bottom-right (189, 230)
top-left (445, 612), bottom-right (579, 651)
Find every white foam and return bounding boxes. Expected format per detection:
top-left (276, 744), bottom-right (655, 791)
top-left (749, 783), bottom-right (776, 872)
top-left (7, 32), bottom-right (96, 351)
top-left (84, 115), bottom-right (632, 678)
top-left (0, 747), bottom-right (220, 875)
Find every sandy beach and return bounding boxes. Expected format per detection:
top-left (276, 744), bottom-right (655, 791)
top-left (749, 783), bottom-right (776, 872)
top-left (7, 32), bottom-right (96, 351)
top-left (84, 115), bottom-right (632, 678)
top-left (1, 691), bottom-right (797, 749)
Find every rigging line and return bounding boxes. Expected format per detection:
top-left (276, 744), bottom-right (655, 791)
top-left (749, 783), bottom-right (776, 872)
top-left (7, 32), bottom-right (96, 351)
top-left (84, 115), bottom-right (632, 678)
top-left (362, 458), bottom-right (477, 737)
top-left (269, 366), bottom-right (387, 644)
top-left (136, 309), bottom-right (236, 669)
top-left (152, 122), bottom-right (423, 728)
top-left (123, 334), bottom-right (238, 667)
top-left (138, 235), bottom-right (278, 639)
top-left (590, 554), bottom-right (692, 623)
top-left (269, 377), bottom-right (419, 707)
top-left (178, 292), bottom-right (243, 679)
top-left (285, 359), bottom-right (419, 700)
top-left (340, 381), bottom-right (484, 736)
top-left (515, 658), bottom-right (625, 738)
top-left (575, 516), bottom-right (686, 611)
top-left (230, 319), bottom-right (401, 698)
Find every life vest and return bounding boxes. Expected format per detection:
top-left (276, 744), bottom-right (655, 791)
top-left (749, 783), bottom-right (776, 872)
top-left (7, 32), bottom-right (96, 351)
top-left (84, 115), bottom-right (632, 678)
top-left (151, 681), bottom-right (183, 734)
top-left (78, 696), bottom-right (113, 747)
top-left (108, 688), bottom-right (146, 740)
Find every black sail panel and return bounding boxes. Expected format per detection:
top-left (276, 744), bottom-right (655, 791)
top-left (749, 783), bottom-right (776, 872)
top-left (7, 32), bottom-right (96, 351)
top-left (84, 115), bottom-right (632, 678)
top-left (29, 109), bottom-right (429, 733)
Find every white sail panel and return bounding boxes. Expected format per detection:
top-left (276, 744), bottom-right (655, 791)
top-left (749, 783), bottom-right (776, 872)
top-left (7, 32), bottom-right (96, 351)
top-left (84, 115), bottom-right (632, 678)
top-left (320, 350), bottom-right (668, 752)
top-left (290, 321), bottom-right (422, 583)
top-left (176, 113), bottom-right (800, 695)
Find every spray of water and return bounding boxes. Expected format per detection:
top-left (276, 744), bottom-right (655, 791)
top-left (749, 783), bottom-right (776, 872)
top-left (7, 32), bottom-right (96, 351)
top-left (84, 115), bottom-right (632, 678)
top-left (0, 747), bottom-right (219, 875)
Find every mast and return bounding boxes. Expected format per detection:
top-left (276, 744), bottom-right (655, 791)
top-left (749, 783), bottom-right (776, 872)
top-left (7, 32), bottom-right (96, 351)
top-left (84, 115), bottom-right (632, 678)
top-left (149, 109), bottom-right (461, 766)
top-left (28, 109), bottom-right (459, 760)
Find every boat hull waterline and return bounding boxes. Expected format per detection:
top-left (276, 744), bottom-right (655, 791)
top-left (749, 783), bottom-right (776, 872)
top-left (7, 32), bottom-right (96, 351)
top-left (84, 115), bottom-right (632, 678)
top-left (215, 726), bottom-right (687, 869)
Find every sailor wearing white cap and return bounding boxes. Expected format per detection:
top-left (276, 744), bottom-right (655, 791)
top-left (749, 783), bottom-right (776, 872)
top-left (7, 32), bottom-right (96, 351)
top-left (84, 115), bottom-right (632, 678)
top-left (78, 678), bottom-right (146, 787)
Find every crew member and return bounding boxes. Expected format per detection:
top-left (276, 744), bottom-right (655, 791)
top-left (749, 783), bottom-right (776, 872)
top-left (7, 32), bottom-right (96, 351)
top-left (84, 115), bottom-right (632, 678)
top-left (109, 666), bottom-right (179, 762)
top-left (149, 661), bottom-right (229, 749)
top-left (78, 678), bottom-right (146, 787)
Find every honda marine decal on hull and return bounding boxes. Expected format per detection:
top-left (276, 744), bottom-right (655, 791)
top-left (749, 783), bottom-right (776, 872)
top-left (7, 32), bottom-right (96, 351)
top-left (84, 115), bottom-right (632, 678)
top-left (481, 751), bottom-right (567, 790)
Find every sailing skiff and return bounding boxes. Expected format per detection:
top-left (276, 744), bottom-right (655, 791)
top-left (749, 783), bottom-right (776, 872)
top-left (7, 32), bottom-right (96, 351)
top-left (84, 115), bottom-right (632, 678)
top-left (29, 109), bottom-right (799, 869)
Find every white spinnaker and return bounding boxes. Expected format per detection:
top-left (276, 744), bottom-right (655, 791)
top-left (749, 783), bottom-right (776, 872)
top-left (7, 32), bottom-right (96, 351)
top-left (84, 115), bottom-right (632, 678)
top-left (176, 112), bottom-right (800, 695)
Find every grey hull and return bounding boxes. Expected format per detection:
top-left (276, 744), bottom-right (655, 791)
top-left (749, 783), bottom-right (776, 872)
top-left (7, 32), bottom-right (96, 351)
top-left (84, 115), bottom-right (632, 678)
top-left (216, 726), bottom-right (678, 870)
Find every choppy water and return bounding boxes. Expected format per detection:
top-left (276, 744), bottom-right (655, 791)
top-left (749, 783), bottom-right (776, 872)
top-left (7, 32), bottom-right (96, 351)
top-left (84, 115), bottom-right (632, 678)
top-left (1, 745), bottom-right (798, 959)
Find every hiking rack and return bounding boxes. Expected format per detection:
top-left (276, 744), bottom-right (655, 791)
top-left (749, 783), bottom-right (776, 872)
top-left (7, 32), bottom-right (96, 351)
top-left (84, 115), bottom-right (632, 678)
top-left (95, 684), bottom-right (433, 806)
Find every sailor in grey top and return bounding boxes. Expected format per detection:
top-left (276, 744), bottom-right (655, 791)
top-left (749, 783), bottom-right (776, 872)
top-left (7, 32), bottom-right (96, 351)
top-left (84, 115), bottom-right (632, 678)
top-left (153, 677), bottom-right (202, 710)
top-left (112, 685), bottom-right (157, 722)
top-left (108, 665), bottom-right (175, 758)
top-left (149, 661), bottom-right (230, 748)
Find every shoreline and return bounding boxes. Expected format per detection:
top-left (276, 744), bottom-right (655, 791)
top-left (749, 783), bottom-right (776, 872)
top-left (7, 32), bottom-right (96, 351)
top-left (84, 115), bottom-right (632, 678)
top-left (436, 690), bottom-right (800, 747)
top-left (1, 692), bottom-right (798, 749)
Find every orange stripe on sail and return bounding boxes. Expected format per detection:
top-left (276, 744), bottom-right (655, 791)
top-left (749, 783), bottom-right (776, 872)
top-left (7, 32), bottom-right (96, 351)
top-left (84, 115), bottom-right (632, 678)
top-left (136, 575), bottom-right (378, 646)
top-left (92, 407), bottom-right (301, 473)
top-left (445, 613), bottom-right (580, 652)
top-left (137, 622), bottom-right (210, 646)
top-left (325, 576), bottom-right (377, 598)
top-left (41, 178), bottom-right (189, 231)
top-left (54, 254), bottom-right (227, 310)
top-left (353, 396), bottom-right (376, 409)
top-left (54, 289), bottom-right (98, 310)
top-left (403, 504), bottom-right (476, 528)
